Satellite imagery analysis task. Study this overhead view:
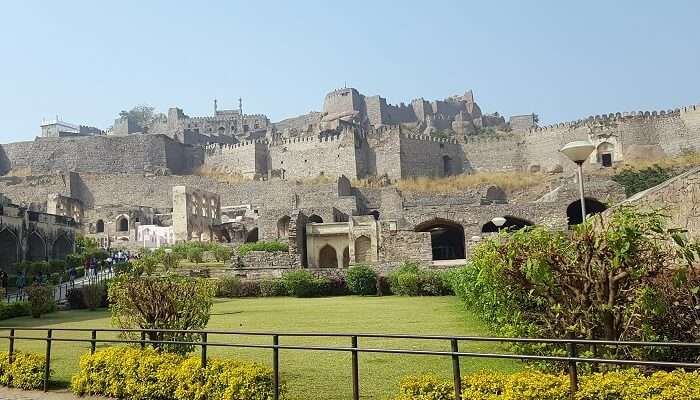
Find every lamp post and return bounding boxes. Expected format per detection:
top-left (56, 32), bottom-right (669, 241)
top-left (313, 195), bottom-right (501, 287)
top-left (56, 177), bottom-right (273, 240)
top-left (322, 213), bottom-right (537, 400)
top-left (560, 141), bottom-right (596, 222)
top-left (491, 216), bottom-right (506, 233)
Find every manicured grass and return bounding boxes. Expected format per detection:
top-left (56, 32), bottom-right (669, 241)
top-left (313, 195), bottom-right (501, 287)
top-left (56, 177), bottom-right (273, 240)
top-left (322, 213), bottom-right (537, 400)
top-left (0, 296), bottom-right (521, 399)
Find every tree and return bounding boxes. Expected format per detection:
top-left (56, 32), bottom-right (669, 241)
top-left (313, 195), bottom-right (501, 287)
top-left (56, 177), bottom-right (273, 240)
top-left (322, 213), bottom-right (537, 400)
top-left (108, 275), bottom-right (215, 354)
top-left (119, 105), bottom-right (155, 128)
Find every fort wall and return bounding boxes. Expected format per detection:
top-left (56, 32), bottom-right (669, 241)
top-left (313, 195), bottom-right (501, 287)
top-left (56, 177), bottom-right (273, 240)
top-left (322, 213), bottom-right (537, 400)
top-left (0, 135), bottom-right (202, 176)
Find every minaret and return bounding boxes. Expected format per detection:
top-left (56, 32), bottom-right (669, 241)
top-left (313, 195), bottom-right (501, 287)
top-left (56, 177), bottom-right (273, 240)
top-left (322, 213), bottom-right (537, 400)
top-left (214, 99), bottom-right (218, 115)
top-left (238, 97), bottom-right (243, 115)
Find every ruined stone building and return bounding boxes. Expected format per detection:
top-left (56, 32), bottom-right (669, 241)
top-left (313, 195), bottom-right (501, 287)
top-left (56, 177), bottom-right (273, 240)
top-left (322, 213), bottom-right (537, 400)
top-left (1, 87), bottom-right (699, 275)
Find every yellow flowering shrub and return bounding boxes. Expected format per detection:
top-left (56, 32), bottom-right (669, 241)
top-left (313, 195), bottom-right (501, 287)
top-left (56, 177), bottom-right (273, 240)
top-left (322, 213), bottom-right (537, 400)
top-left (393, 369), bottom-right (700, 400)
top-left (0, 351), bottom-right (47, 390)
top-left (71, 346), bottom-right (278, 400)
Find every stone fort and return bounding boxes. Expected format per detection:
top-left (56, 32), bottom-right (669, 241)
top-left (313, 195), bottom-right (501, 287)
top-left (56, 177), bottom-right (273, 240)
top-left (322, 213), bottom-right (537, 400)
top-left (1, 87), bottom-right (699, 275)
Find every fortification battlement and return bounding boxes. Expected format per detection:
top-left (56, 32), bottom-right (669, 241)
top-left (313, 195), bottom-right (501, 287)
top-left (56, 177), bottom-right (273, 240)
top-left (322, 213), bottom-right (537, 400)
top-left (400, 133), bottom-right (458, 144)
top-left (204, 139), bottom-right (269, 154)
top-left (527, 103), bottom-right (700, 134)
top-left (186, 113), bottom-right (269, 122)
top-left (463, 134), bottom-right (519, 145)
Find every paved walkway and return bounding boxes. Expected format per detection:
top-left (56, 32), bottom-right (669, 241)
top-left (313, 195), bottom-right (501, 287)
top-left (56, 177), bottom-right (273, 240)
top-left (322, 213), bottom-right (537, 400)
top-left (4, 270), bottom-right (113, 304)
top-left (0, 388), bottom-right (109, 399)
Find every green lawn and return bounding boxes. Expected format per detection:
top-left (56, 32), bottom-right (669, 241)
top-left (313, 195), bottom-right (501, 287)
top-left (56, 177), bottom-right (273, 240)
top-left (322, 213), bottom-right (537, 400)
top-left (0, 296), bottom-right (520, 399)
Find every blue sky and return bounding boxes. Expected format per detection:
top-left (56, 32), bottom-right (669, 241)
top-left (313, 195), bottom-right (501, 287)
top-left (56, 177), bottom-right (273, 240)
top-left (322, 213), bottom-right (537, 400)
top-left (1, 1), bottom-right (699, 143)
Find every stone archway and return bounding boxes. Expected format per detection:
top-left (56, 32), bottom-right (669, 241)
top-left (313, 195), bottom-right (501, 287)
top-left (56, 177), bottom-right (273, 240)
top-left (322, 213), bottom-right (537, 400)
top-left (0, 229), bottom-right (19, 269)
top-left (28, 231), bottom-right (47, 261)
top-left (52, 235), bottom-right (72, 260)
top-left (354, 236), bottom-right (371, 263)
top-left (245, 227), bottom-right (259, 243)
top-left (117, 216), bottom-right (129, 232)
top-left (309, 214), bottom-right (323, 223)
top-left (567, 198), bottom-right (607, 225)
top-left (318, 245), bottom-right (338, 268)
top-left (481, 216), bottom-right (534, 233)
top-left (415, 218), bottom-right (465, 260)
top-left (277, 216), bottom-right (291, 239)
top-left (596, 142), bottom-right (615, 167)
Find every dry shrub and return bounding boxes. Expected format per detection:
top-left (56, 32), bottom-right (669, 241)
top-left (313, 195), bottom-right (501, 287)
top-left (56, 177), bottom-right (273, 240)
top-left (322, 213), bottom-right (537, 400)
top-left (397, 172), bottom-right (544, 193)
top-left (194, 165), bottom-right (250, 184)
top-left (294, 174), bottom-right (336, 185)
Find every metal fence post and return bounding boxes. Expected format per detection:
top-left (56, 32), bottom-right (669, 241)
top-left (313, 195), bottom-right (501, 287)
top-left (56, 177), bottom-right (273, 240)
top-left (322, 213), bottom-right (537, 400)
top-left (351, 336), bottom-right (359, 400)
top-left (273, 335), bottom-right (280, 400)
top-left (451, 338), bottom-right (462, 400)
top-left (567, 340), bottom-right (579, 399)
top-left (91, 330), bottom-right (97, 354)
top-left (140, 331), bottom-right (146, 349)
top-left (44, 329), bottom-right (52, 392)
top-left (201, 332), bottom-right (208, 368)
top-left (8, 328), bottom-right (14, 363)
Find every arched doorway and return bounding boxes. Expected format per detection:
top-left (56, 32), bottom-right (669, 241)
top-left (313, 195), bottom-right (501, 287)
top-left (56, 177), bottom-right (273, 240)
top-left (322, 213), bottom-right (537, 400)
top-left (596, 142), bottom-right (615, 167)
top-left (117, 216), bottom-right (129, 232)
top-left (442, 156), bottom-right (452, 177)
top-left (245, 227), bottom-right (259, 243)
top-left (481, 216), bottom-right (534, 233)
top-left (28, 232), bottom-right (46, 261)
top-left (0, 229), bottom-right (19, 269)
top-left (96, 219), bottom-right (105, 233)
top-left (354, 236), bottom-right (371, 263)
top-left (318, 245), bottom-right (338, 268)
top-left (567, 198), bottom-right (607, 225)
top-left (277, 216), bottom-right (291, 239)
top-left (415, 218), bottom-right (465, 260)
top-left (342, 247), bottom-right (349, 268)
top-left (309, 214), bottom-right (323, 223)
top-left (52, 235), bottom-right (72, 260)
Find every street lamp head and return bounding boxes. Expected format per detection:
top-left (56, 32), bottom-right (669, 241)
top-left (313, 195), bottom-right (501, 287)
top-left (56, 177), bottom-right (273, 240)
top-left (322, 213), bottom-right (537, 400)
top-left (560, 140), bottom-right (595, 164)
top-left (491, 216), bottom-right (507, 227)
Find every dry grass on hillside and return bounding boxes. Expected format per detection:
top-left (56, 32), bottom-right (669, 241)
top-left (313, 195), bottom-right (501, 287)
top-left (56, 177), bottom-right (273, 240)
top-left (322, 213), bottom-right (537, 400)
top-left (620, 152), bottom-right (700, 171)
top-left (5, 167), bottom-right (32, 177)
top-left (396, 172), bottom-right (545, 193)
top-left (294, 174), bottom-right (336, 185)
top-left (194, 165), bottom-right (250, 184)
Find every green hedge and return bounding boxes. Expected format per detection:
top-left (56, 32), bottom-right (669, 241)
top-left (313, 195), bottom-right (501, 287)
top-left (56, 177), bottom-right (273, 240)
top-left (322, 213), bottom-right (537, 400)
top-left (0, 302), bottom-right (30, 320)
top-left (71, 347), bottom-right (278, 400)
top-left (388, 263), bottom-right (452, 296)
top-left (238, 241), bottom-right (289, 256)
top-left (346, 265), bottom-right (378, 295)
top-left (0, 351), bottom-right (47, 390)
top-left (393, 369), bottom-right (700, 400)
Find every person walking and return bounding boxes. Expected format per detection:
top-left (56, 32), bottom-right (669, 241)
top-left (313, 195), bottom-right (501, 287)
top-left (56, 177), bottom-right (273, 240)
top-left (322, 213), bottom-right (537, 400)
top-left (0, 271), bottom-right (8, 297)
top-left (16, 271), bottom-right (25, 299)
top-left (69, 266), bottom-right (77, 287)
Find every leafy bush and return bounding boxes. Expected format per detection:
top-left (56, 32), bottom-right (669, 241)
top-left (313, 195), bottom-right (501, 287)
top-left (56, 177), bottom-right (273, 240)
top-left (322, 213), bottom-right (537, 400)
top-left (0, 302), bottom-right (30, 320)
top-left (449, 207), bottom-right (700, 366)
top-left (212, 245), bottom-right (233, 262)
top-left (24, 284), bottom-right (55, 318)
top-left (186, 247), bottom-right (204, 264)
top-left (216, 277), bottom-right (241, 298)
top-left (259, 279), bottom-right (288, 297)
top-left (346, 265), bottom-right (378, 295)
top-left (0, 351), bottom-right (47, 390)
top-left (393, 369), bottom-right (700, 400)
top-left (48, 260), bottom-right (66, 274)
top-left (108, 275), bottom-right (215, 354)
top-left (238, 241), bottom-right (289, 256)
top-left (388, 263), bottom-right (451, 296)
top-left (66, 288), bottom-right (85, 309)
top-left (70, 347), bottom-right (278, 400)
top-left (82, 283), bottom-right (106, 311)
top-left (159, 252), bottom-right (182, 271)
top-left (282, 271), bottom-right (328, 298)
top-left (612, 165), bottom-right (674, 196)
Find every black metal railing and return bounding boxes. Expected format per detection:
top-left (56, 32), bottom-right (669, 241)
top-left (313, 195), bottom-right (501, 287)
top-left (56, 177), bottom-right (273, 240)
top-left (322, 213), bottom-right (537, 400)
top-left (4, 269), bottom-right (113, 303)
top-left (1, 327), bottom-right (699, 399)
